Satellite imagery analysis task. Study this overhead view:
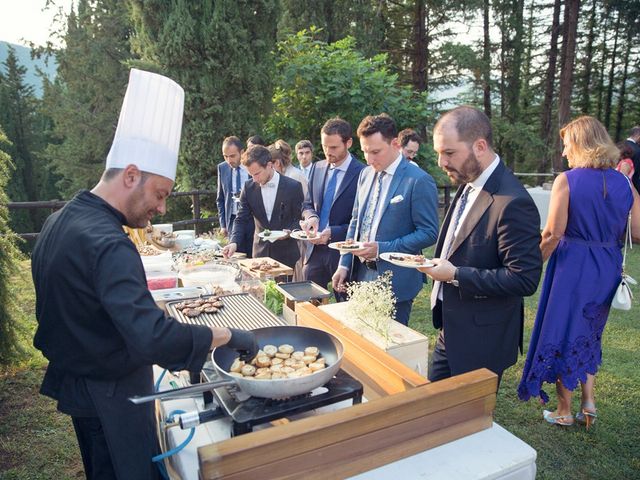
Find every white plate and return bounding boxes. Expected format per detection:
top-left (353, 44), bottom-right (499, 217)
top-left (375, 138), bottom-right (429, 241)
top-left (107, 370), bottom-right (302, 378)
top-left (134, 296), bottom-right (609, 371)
top-left (258, 230), bottom-right (288, 242)
top-left (290, 230), bottom-right (320, 241)
top-left (328, 241), bottom-right (364, 253)
top-left (379, 252), bottom-right (435, 269)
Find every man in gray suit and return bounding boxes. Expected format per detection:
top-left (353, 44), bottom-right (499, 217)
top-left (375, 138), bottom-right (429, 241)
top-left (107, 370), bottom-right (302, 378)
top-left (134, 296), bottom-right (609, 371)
top-left (421, 106), bottom-right (542, 384)
top-left (332, 114), bottom-right (439, 326)
top-left (300, 118), bottom-right (364, 296)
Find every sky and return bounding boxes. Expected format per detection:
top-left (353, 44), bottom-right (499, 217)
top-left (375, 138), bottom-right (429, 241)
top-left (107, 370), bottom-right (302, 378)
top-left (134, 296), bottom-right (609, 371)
top-left (0, 0), bottom-right (74, 48)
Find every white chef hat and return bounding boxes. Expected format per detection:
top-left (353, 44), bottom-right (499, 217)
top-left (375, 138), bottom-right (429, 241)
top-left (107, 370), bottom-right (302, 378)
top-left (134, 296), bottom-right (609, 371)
top-left (105, 68), bottom-right (184, 181)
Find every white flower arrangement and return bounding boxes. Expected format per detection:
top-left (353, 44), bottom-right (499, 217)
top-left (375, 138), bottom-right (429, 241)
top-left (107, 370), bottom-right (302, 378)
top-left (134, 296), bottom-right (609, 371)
top-left (346, 270), bottom-right (396, 344)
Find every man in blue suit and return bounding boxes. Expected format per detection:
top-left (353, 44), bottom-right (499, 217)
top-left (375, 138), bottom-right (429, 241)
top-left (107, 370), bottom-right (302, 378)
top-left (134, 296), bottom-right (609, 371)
top-left (216, 136), bottom-right (253, 256)
top-left (300, 118), bottom-right (364, 296)
top-left (332, 114), bottom-right (439, 326)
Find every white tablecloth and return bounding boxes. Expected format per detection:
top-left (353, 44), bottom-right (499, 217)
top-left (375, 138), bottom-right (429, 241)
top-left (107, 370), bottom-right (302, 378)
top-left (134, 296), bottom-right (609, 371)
top-left (526, 187), bottom-right (551, 229)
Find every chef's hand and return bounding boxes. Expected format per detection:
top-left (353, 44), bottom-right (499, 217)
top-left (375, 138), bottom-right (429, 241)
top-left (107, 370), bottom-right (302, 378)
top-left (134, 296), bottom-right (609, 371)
top-left (418, 258), bottom-right (456, 282)
top-left (332, 268), bottom-right (348, 293)
top-left (222, 242), bottom-right (237, 258)
top-left (307, 227), bottom-right (330, 245)
top-left (354, 241), bottom-right (378, 261)
top-left (227, 328), bottom-right (259, 361)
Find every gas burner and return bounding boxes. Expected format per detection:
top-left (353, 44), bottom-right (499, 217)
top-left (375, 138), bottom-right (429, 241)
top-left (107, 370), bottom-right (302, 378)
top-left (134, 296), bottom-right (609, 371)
top-left (201, 363), bottom-right (363, 436)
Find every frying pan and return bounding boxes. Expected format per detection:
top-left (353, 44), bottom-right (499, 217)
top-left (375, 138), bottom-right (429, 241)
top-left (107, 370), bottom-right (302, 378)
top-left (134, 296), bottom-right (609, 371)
top-left (129, 326), bottom-right (344, 404)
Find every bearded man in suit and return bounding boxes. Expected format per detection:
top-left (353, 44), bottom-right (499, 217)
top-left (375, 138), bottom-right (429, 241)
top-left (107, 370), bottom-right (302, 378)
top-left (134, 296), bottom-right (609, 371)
top-left (300, 118), bottom-right (364, 297)
top-left (222, 145), bottom-right (303, 269)
top-left (421, 106), bottom-right (542, 384)
top-left (331, 113), bottom-right (439, 326)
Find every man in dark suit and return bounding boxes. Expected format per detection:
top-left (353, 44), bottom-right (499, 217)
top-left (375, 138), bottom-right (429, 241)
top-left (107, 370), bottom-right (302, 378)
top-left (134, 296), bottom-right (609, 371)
top-left (332, 114), bottom-right (439, 326)
top-left (300, 118), bottom-right (364, 296)
top-left (624, 126), bottom-right (640, 193)
top-left (421, 106), bottom-right (542, 384)
top-left (216, 136), bottom-right (253, 256)
top-left (222, 145), bottom-right (303, 269)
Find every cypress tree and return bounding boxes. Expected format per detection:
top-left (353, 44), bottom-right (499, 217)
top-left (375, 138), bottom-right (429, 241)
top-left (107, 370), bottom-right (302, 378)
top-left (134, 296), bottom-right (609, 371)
top-left (128, 0), bottom-right (279, 187)
top-left (41, 0), bottom-right (132, 198)
top-left (0, 126), bottom-right (25, 365)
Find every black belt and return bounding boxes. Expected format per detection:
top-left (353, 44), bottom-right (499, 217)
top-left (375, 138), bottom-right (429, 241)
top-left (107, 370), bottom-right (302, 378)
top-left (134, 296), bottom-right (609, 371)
top-left (363, 260), bottom-right (377, 270)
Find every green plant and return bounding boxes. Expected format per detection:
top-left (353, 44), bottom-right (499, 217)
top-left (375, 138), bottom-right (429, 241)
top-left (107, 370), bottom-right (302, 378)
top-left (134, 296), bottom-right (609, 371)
top-left (263, 280), bottom-right (284, 315)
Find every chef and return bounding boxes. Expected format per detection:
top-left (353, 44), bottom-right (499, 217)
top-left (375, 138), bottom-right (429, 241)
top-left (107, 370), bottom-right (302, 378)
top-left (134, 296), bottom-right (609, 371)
top-left (31, 69), bottom-right (258, 479)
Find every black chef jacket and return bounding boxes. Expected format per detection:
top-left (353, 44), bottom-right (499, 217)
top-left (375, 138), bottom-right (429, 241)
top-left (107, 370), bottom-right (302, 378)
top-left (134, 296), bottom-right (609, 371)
top-left (32, 190), bottom-right (214, 478)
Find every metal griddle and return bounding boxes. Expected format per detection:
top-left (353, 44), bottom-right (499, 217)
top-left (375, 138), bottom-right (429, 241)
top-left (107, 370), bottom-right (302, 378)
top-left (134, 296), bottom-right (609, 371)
top-left (166, 292), bottom-right (287, 329)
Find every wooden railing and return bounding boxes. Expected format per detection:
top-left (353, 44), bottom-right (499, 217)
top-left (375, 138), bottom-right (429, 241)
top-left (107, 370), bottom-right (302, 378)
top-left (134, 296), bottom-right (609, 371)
top-left (8, 186), bottom-right (455, 240)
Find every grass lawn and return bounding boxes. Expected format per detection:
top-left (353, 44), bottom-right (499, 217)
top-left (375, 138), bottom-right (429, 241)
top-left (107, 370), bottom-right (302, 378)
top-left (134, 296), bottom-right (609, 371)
top-left (2, 247), bottom-right (640, 479)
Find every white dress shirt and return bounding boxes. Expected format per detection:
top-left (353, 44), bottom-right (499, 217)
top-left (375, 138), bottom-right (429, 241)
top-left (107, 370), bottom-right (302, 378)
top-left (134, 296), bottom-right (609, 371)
top-left (301, 164), bottom-right (313, 180)
top-left (327, 154), bottom-right (353, 202)
top-left (260, 171), bottom-right (280, 222)
top-left (368, 153), bottom-right (403, 241)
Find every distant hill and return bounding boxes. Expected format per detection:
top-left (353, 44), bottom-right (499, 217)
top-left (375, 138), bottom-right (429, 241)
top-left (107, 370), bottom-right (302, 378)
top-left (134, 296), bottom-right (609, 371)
top-left (0, 41), bottom-right (57, 97)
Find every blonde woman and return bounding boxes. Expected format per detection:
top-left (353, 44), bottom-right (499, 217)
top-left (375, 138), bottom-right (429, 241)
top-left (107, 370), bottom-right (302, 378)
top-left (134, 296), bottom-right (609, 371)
top-left (518, 116), bottom-right (640, 428)
top-left (268, 139), bottom-right (309, 198)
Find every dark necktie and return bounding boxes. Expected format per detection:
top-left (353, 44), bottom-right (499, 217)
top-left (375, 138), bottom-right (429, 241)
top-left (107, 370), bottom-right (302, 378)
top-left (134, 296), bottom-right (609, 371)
top-left (319, 168), bottom-right (338, 231)
top-left (444, 184), bottom-right (472, 257)
top-left (360, 171), bottom-right (386, 242)
top-left (234, 167), bottom-right (241, 194)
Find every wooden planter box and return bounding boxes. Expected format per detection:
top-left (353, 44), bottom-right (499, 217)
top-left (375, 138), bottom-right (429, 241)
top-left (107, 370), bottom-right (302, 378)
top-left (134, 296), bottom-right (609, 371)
top-left (318, 301), bottom-right (429, 376)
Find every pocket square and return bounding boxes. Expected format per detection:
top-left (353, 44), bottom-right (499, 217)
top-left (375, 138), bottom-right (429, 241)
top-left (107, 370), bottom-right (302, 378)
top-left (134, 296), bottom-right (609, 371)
top-left (390, 195), bottom-right (404, 204)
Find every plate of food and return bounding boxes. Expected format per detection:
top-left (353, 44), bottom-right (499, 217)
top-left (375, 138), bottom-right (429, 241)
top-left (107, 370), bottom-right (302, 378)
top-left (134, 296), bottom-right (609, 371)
top-left (258, 229), bottom-right (288, 242)
top-left (328, 239), bottom-right (364, 253)
top-left (290, 229), bottom-right (320, 241)
top-left (380, 252), bottom-right (435, 268)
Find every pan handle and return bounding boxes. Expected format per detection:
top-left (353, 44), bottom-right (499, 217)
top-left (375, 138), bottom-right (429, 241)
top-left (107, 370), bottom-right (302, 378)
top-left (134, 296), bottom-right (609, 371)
top-left (128, 379), bottom-right (236, 404)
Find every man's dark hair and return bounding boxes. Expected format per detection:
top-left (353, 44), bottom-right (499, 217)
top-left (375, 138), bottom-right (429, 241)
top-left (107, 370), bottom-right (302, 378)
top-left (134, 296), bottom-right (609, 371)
top-left (629, 126), bottom-right (640, 139)
top-left (435, 106), bottom-right (494, 149)
top-left (356, 113), bottom-right (397, 142)
top-left (398, 128), bottom-right (422, 147)
top-left (321, 118), bottom-right (352, 143)
top-left (223, 136), bottom-right (244, 151)
top-left (102, 167), bottom-right (151, 184)
top-left (295, 139), bottom-right (313, 151)
top-left (246, 135), bottom-right (265, 146)
top-left (242, 145), bottom-right (272, 168)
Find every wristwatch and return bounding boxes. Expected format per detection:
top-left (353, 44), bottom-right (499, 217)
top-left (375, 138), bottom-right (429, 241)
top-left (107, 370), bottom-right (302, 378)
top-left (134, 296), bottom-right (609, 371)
top-left (450, 268), bottom-right (460, 287)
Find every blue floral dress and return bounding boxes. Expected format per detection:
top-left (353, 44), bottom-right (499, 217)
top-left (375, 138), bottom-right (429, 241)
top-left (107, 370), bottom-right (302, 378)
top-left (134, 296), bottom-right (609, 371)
top-left (518, 168), bottom-right (633, 403)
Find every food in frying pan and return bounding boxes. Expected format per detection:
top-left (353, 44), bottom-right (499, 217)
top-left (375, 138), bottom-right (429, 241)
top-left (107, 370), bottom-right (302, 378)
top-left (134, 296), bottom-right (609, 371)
top-left (230, 344), bottom-right (326, 380)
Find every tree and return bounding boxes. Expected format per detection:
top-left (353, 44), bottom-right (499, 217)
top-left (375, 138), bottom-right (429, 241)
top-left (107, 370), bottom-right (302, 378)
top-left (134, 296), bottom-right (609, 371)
top-left (554, 0), bottom-right (580, 172)
top-left (129, 0), bottom-right (279, 188)
top-left (266, 30), bottom-right (436, 172)
top-left (0, 47), bottom-right (53, 233)
top-left (0, 126), bottom-right (26, 365)
top-left (41, 0), bottom-right (132, 198)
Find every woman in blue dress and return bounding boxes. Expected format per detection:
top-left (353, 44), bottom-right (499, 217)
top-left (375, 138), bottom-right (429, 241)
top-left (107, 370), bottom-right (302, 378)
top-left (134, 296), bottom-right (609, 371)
top-left (518, 116), bottom-right (640, 428)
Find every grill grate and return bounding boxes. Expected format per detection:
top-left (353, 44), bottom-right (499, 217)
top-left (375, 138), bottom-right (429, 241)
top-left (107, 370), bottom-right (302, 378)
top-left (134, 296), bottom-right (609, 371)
top-left (166, 292), bottom-right (286, 329)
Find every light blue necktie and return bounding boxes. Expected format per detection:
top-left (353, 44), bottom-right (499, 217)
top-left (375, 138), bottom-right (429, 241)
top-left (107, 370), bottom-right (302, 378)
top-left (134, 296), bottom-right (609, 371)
top-left (359, 171), bottom-right (386, 242)
top-left (319, 168), bottom-right (338, 231)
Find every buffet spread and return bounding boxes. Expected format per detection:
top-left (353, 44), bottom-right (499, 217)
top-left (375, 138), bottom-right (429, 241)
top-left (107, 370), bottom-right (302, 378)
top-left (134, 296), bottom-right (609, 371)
top-left (133, 227), bottom-right (535, 479)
